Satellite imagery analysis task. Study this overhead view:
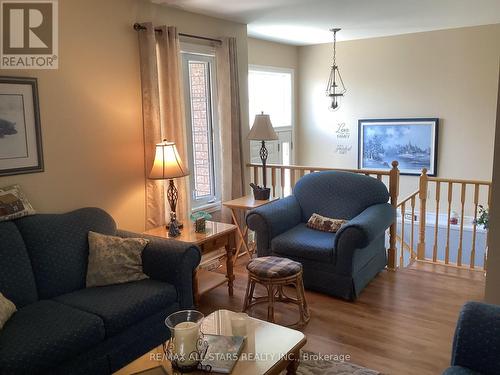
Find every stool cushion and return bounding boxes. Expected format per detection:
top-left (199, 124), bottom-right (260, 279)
top-left (247, 256), bottom-right (302, 278)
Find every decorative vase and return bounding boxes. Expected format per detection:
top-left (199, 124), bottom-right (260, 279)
top-left (164, 310), bottom-right (209, 372)
top-left (190, 211), bottom-right (212, 233)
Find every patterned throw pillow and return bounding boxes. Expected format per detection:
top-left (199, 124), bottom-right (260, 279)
top-left (0, 185), bottom-right (35, 222)
top-left (86, 231), bottom-right (149, 287)
top-left (307, 213), bottom-right (346, 233)
top-left (0, 292), bottom-right (16, 330)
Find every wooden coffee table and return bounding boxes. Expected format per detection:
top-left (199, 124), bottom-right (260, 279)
top-left (114, 309), bottom-right (306, 375)
top-left (144, 221), bottom-right (237, 305)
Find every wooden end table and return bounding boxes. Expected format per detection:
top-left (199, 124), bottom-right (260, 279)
top-left (114, 309), bottom-right (307, 375)
top-left (144, 221), bottom-right (237, 305)
top-left (223, 195), bottom-right (279, 264)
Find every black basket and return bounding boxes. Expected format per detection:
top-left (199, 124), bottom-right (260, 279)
top-left (253, 187), bottom-right (270, 200)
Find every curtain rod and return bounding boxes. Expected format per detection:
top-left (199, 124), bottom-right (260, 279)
top-left (133, 23), bottom-right (222, 44)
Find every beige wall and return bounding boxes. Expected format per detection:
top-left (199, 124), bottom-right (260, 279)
top-left (248, 37), bottom-right (299, 70)
top-left (297, 24), bottom-right (500, 199)
top-left (0, 0), bottom-right (248, 232)
top-left (485, 64), bottom-right (500, 304)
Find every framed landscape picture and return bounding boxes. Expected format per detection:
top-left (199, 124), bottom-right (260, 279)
top-left (0, 77), bottom-right (44, 176)
top-left (358, 118), bottom-right (439, 176)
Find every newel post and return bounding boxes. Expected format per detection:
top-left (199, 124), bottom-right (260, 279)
top-left (388, 161), bottom-right (400, 270)
top-left (417, 168), bottom-right (428, 260)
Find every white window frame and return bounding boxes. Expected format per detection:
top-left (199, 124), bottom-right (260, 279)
top-left (181, 46), bottom-right (221, 212)
top-left (248, 64), bottom-right (296, 162)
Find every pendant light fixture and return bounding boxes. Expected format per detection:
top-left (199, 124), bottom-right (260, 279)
top-left (326, 28), bottom-right (346, 111)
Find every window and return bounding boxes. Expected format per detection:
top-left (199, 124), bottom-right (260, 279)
top-left (182, 50), bottom-right (220, 210)
top-left (248, 66), bottom-right (293, 128)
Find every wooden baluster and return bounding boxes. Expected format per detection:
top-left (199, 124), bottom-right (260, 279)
top-left (299, 169), bottom-right (305, 178)
top-left (400, 202), bottom-right (406, 268)
top-left (280, 167), bottom-right (285, 198)
top-left (253, 166), bottom-right (259, 186)
top-left (410, 195), bottom-right (416, 259)
top-left (470, 184), bottom-right (479, 269)
top-left (388, 161), bottom-right (400, 270)
top-left (417, 168), bottom-right (428, 260)
top-left (271, 167), bottom-right (276, 198)
top-left (485, 184), bottom-right (492, 271)
top-left (457, 183), bottom-right (466, 266)
top-left (445, 182), bottom-right (453, 265)
top-left (433, 181), bottom-right (441, 263)
top-left (290, 168), bottom-right (296, 189)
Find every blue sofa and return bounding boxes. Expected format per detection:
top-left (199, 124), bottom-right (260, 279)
top-left (442, 301), bottom-right (500, 375)
top-left (0, 208), bottom-right (201, 375)
top-left (247, 171), bottom-right (395, 300)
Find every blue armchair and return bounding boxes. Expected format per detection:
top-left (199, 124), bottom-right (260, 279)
top-left (246, 171), bottom-right (395, 300)
top-left (442, 301), bottom-right (500, 375)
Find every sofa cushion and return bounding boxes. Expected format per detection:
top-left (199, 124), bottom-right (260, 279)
top-left (0, 292), bottom-right (16, 330)
top-left (271, 223), bottom-right (335, 263)
top-left (0, 300), bottom-right (105, 374)
top-left (0, 221), bottom-right (38, 307)
top-left (0, 184), bottom-right (36, 222)
top-left (442, 366), bottom-right (483, 375)
top-left (293, 171), bottom-right (390, 221)
top-left (14, 207), bottom-right (117, 299)
top-left (54, 279), bottom-right (178, 337)
top-left (86, 231), bottom-right (149, 287)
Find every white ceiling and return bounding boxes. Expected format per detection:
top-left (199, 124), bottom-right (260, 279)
top-left (153, 0), bottom-right (500, 45)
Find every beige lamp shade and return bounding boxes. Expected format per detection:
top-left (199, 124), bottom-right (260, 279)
top-left (149, 140), bottom-right (189, 180)
top-left (248, 112), bottom-right (279, 141)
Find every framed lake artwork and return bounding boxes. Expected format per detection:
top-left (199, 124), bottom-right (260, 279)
top-left (0, 77), bottom-right (44, 176)
top-left (358, 118), bottom-right (439, 176)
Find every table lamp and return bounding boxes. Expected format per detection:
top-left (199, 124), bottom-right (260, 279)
top-left (149, 140), bottom-right (189, 229)
top-left (248, 112), bottom-right (278, 188)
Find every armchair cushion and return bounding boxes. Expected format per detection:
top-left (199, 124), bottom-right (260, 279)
top-left (442, 366), bottom-right (482, 375)
top-left (0, 300), bottom-right (105, 373)
top-left (451, 301), bottom-right (500, 375)
top-left (54, 279), bottom-right (177, 337)
top-left (272, 223), bottom-right (336, 263)
top-left (246, 195), bottom-right (302, 257)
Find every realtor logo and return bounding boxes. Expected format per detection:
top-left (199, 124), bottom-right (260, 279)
top-left (1, 0), bottom-right (58, 69)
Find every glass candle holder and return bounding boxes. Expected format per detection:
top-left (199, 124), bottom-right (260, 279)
top-left (164, 310), bottom-right (207, 372)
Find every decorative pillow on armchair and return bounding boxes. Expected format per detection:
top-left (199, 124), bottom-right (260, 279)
top-left (0, 185), bottom-right (35, 222)
top-left (0, 292), bottom-right (16, 330)
top-left (86, 231), bottom-right (149, 287)
top-left (307, 213), bottom-right (346, 233)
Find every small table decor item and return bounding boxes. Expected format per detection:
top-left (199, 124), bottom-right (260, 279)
top-left (149, 140), bottom-right (189, 229)
top-left (249, 182), bottom-right (270, 200)
top-left (164, 310), bottom-right (210, 373)
top-left (247, 112), bottom-right (278, 189)
top-left (358, 118), bottom-right (439, 176)
top-left (0, 77), bottom-right (44, 177)
top-left (190, 211), bottom-right (212, 233)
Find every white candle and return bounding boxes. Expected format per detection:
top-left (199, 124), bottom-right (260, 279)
top-left (231, 313), bottom-right (248, 337)
top-left (174, 321), bottom-right (199, 366)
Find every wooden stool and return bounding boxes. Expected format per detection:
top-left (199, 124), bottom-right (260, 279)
top-left (243, 256), bottom-right (310, 328)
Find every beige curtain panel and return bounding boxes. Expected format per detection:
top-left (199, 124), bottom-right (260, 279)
top-left (137, 23), bottom-right (190, 229)
top-left (216, 37), bottom-right (245, 222)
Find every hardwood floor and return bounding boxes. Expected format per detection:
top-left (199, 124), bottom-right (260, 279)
top-left (198, 259), bottom-right (484, 375)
